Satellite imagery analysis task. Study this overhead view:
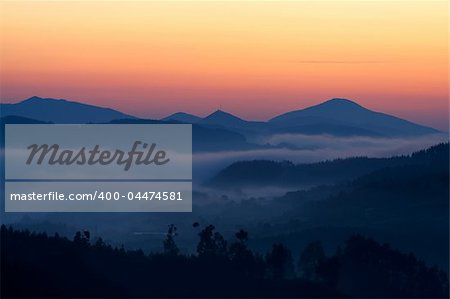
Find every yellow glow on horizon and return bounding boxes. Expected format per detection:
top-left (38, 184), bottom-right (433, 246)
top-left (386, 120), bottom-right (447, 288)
top-left (0, 1), bottom-right (448, 129)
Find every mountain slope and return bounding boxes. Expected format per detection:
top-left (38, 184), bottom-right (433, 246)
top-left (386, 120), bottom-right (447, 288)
top-left (1, 96), bottom-right (440, 137)
top-left (198, 110), bottom-right (267, 138)
top-left (108, 118), bottom-right (262, 152)
top-left (199, 110), bottom-right (249, 127)
top-left (0, 96), bottom-right (135, 123)
top-left (208, 143), bottom-right (449, 188)
top-left (269, 98), bottom-right (439, 136)
top-left (162, 112), bottom-right (202, 123)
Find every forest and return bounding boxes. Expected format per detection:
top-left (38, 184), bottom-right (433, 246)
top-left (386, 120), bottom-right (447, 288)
top-left (1, 224), bottom-right (448, 298)
top-left (208, 143), bottom-right (450, 188)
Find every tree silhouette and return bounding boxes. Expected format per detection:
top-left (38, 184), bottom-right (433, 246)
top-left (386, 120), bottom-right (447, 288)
top-left (196, 224), bottom-right (227, 257)
top-left (316, 234), bottom-right (450, 298)
top-left (299, 240), bottom-right (325, 280)
top-left (1, 225), bottom-right (448, 298)
top-left (228, 229), bottom-right (261, 278)
top-left (265, 243), bottom-right (295, 280)
top-left (73, 230), bottom-right (89, 247)
top-left (235, 229), bottom-right (248, 243)
top-left (163, 224), bottom-right (179, 256)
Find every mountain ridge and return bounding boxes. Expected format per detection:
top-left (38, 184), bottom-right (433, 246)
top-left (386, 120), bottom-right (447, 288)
top-left (208, 142), bottom-right (449, 188)
top-left (0, 96), bottom-right (441, 136)
top-left (268, 98), bottom-right (439, 136)
top-left (0, 96), bottom-right (135, 124)
top-left (162, 112), bottom-right (202, 123)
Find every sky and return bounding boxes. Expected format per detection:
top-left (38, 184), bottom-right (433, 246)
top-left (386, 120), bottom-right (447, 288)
top-left (0, 1), bottom-right (448, 130)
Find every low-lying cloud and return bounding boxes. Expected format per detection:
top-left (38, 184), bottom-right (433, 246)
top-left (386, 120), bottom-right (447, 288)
top-left (193, 133), bottom-right (448, 181)
top-left (264, 133), bottom-right (449, 156)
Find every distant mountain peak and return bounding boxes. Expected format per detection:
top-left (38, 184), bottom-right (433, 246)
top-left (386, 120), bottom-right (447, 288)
top-left (199, 109), bottom-right (249, 127)
top-left (324, 98), bottom-right (360, 105)
top-left (22, 96), bottom-right (68, 104)
top-left (209, 109), bottom-right (236, 117)
top-left (2, 96), bottom-right (135, 123)
top-left (167, 112), bottom-right (199, 118)
top-left (162, 112), bottom-right (201, 123)
top-left (269, 97), bottom-right (439, 136)
top-left (274, 98), bottom-right (367, 118)
top-left (313, 98), bottom-right (365, 109)
top-left (23, 96), bottom-right (44, 102)
top-left (205, 109), bottom-right (245, 121)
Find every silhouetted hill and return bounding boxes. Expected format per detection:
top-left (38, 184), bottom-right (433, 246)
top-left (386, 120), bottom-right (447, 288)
top-left (201, 109), bottom-right (246, 125)
top-left (0, 115), bottom-right (262, 152)
top-left (0, 96), bottom-right (135, 123)
top-left (164, 98), bottom-right (440, 138)
top-left (240, 144), bottom-right (449, 270)
top-left (269, 98), bottom-right (439, 136)
top-left (1, 225), bottom-right (447, 298)
top-left (0, 225), bottom-right (339, 298)
top-left (0, 115), bottom-right (51, 125)
top-left (269, 122), bottom-right (384, 137)
top-left (276, 147), bottom-right (449, 226)
top-left (162, 112), bottom-right (202, 123)
top-left (109, 118), bottom-right (264, 152)
top-left (208, 143), bottom-right (449, 188)
top-left (1, 96), bottom-right (440, 138)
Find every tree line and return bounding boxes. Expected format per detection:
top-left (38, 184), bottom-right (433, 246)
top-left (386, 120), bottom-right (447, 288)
top-left (1, 224), bottom-right (448, 298)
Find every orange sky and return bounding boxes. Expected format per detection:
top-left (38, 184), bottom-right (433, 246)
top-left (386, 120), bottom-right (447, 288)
top-left (0, 1), bottom-right (448, 130)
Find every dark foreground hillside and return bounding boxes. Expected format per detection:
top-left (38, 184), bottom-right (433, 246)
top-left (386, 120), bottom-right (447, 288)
top-left (1, 225), bottom-right (448, 298)
top-left (209, 143), bottom-right (449, 188)
top-left (204, 144), bottom-right (449, 272)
